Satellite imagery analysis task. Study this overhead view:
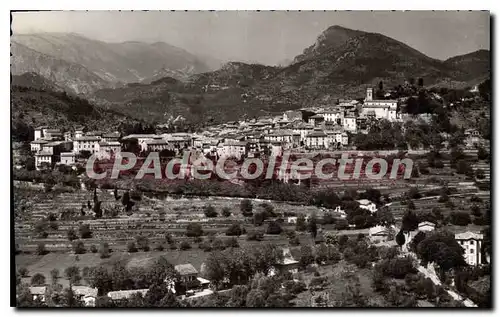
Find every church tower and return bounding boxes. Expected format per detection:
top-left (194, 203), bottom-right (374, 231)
top-left (366, 88), bottom-right (373, 101)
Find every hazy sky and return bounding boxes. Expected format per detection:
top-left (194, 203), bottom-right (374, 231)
top-left (11, 11), bottom-right (490, 65)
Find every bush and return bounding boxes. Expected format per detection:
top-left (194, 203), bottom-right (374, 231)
top-left (154, 244), bottom-right (165, 251)
top-left (135, 235), bottom-right (150, 251)
top-left (179, 240), bottom-right (191, 250)
top-left (289, 236), bottom-right (300, 246)
top-left (67, 228), bottom-right (78, 241)
top-left (225, 237), bottom-right (239, 248)
top-left (18, 267), bottom-right (29, 277)
top-left (79, 224), bottom-right (92, 239)
top-left (186, 223), bottom-right (204, 237)
top-left (240, 199), bottom-right (253, 217)
top-left (37, 243), bottom-right (48, 255)
top-left (226, 224), bottom-right (245, 236)
top-left (449, 211), bottom-right (471, 226)
top-left (266, 221), bottom-right (283, 235)
top-left (222, 207), bottom-right (231, 217)
top-left (204, 205), bottom-right (218, 218)
top-left (99, 242), bottom-right (111, 258)
top-left (30, 273), bottom-right (46, 286)
top-left (246, 230), bottom-right (264, 241)
top-left (335, 219), bottom-right (349, 230)
top-left (72, 241), bottom-right (86, 254)
top-left (127, 241), bottom-right (138, 253)
top-left (90, 245), bottom-right (98, 253)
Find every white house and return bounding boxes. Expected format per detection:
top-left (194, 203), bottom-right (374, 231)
top-left (30, 140), bottom-right (48, 152)
top-left (35, 151), bottom-right (52, 170)
top-left (343, 116), bottom-right (357, 132)
top-left (369, 225), bottom-right (390, 243)
top-left (455, 231), bottom-right (484, 266)
top-left (417, 221), bottom-right (436, 232)
top-left (356, 199), bottom-right (377, 214)
top-left (73, 136), bottom-right (101, 154)
top-left (60, 152), bottom-right (76, 165)
top-left (305, 130), bottom-right (328, 149)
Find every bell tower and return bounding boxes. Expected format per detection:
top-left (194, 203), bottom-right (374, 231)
top-left (366, 88), bottom-right (373, 101)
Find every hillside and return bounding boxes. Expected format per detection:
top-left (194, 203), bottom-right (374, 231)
top-left (11, 72), bottom-right (63, 92)
top-left (11, 84), bottom-right (134, 141)
top-left (11, 33), bottom-right (211, 94)
top-left (11, 42), bottom-right (112, 95)
top-left (444, 49), bottom-right (490, 83)
top-left (90, 25), bottom-right (490, 124)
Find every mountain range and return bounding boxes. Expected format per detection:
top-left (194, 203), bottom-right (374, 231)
top-left (11, 33), bottom-right (212, 94)
top-left (11, 26), bottom-right (490, 125)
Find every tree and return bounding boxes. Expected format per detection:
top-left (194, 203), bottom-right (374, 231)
top-left (127, 241), bottom-right (138, 253)
top-left (99, 242), bottom-right (111, 259)
top-left (295, 214), bottom-right (307, 231)
top-left (186, 223), bottom-right (203, 237)
top-left (64, 266), bottom-right (81, 285)
top-left (246, 289), bottom-right (266, 307)
top-left (18, 267), bottom-right (29, 277)
top-left (67, 228), bottom-right (78, 241)
top-left (266, 221), bottom-right (282, 235)
top-left (37, 243), bottom-right (48, 255)
top-left (78, 224), bottom-right (92, 239)
top-left (135, 235), bottom-right (150, 251)
top-left (31, 273), bottom-right (46, 286)
top-left (90, 245), bottom-right (98, 253)
top-left (204, 205), bottom-right (218, 218)
top-left (449, 211), bottom-right (471, 226)
top-left (308, 215), bottom-right (318, 239)
top-left (418, 78), bottom-right (424, 87)
top-left (179, 240), bottom-right (191, 250)
top-left (299, 245), bottom-right (314, 269)
top-left (72, 240), bottom-right (86, 254)
top-left (90, 266), bottom-right (113, 296)
top-left (226, 224), bottom-right (245, 236)
top-left (396, 230), bottom-right (406, 248)
top-left (222, 207), bottom-right (231, 217)
top-left (401, 209), bottom-right (419, 232)
top-left (240, 199), bottom-right (253, 217)
top-left (416, 230), bottom-right (466, 271)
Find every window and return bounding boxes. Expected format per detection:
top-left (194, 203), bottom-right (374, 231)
top-left (470, 249), bottom-right (474, 254)
top-left (470, 241), bottom-right (474, 245)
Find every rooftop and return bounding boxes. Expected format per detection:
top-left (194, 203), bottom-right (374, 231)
top-left (29, 286), bottom-right (47, 295)
top-left (74, 136), bottom-right (100, 142)
top-left (455, 232), bottom-right (484, 241)
top-left (107, 289), bottom-right (149, 300)
top-left (35, 151), bottom-right (52, 156)
top-left (175, 263), bottom-right (198, 276)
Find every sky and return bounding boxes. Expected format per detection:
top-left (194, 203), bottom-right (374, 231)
top-left (11, 11), bottom-right (490, 66)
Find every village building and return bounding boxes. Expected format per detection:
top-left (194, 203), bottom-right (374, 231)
top-left (30, 139), bottom-right (48, 152)
top-left (343, 115), bottom-right (357, 132)
top-left (35, 151), bottom-right (53, 170)
top-left (361, 88), bottom-right (398, 121)
top-left (218, 141), bottom-right (248, 159)
top-left (356, 199), bottom-right (378, 213)
top-left (274, 248), bottom-right (299, 274)
top-left (283, 110), bottom-right (302, 121)
top-left (107, 289), bottom-right (149, 302)
top-left (305, 130), bottom-right (328, 149)
top-left (319, 109), bottom-right (344, 124)
top-left (101, 132), bottom-right (121, 143)
top-left (72, 286), bottom-right (98, 307)
top-left (308, 114), bottom-right (325, 126)
top-left (73, 136), bottom-right (101, 154)
top-left (34, 126), bottom-right (48, 141)
top-left (60, 152), bottom-right (76, 165)
top-left (146, 139), bottom-right (170, 152)
top-left (455, 232), bottom-right (484, 266)
top-left (417, 221), bottom-right (436, 232)
top-left (175, 264), bottom-right (203, 292)
top-left (369, 225), bottom-right (390, 243)
top-left (96, 141), bottom-right (122, 159)
top-left (29, 286), bottom-right (47, 302)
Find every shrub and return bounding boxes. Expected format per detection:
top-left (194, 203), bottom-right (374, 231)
top-left (99, 242), bottom-right (111, 259)
top-left (246, 230), bottom-right (264, 241)
top-left (135, 235), bottom-right (150, 251)
top-left (37, 243), bottom-right (48, 255)
top-left (222, 207), bottom-right (231, 217)
top-left (64, 266), bottom-right (81, 285)
top-left (18, 267), bottom-right (29, 277)
top-left (90, 245), bottom-right (98, 253)
top-left (179, 240), bottom-right (191, 250)
top-left (204, 205), bottom-right (218, 218)
top-left (240, 199), bottom-right (253, 217)
top-left (154, 244), bottom-right (165, 251)
top-left (67, 228), bottom-right (78, 241)
top-left (127, 241), bottom-right (138, 253)
top-left (335, 219), bottom-right (349, 230)
top-left (30, 273), bottom-right (46, 286)
top-left (78, 224), bottom-right (92, 239)
top-left (266, 221), bottom-right (283, 235)
top-left (226, 224), bottom-right (245, 236)
top-left (449, 211), bottom-right (471, 226)
top-left (225, 237), bottom-right (239, 248)
top-left (72, 241), bottom-right (86, 254)
top-left (186, 223), bottom-right (204, 237)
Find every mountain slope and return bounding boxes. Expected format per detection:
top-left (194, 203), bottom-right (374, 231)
top-left (11, 33), bottom-right (211, 93)
top-left (91, 25), bottom-right (490, 124)
top-left (444, 49), bottom-right (490, 83)
top-left (11, 84), bottom-right (135, 141)
top-left (11, 42), bottom-right (112, 95)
